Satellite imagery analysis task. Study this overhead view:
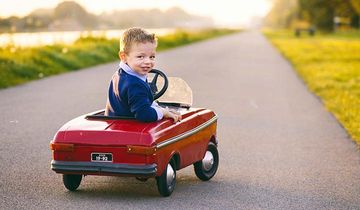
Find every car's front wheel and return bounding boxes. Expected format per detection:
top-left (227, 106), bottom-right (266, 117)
top-left (194, 142), bottom-right (219, 181)
top-left (63, 174), bottom-right (82, 191)
top-left (156, 159), bottom-right (176, 197)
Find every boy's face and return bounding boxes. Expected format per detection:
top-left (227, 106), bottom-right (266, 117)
top-left (120, 42), bottom-right (156, 76)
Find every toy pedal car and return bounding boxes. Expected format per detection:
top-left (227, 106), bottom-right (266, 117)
top-left (50, 69), bottom-right (219, 196)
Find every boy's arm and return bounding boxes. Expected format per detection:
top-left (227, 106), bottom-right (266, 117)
top-left (127, 84), bottom-right (158, 122)
top-left (151, 101), bottom-right (164, 120)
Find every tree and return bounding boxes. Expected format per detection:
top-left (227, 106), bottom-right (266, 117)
top-left (351, 0), bottom-right (360, 14)
top-left (351, 0), bottom-right (360, 27)
top-left (54, 1), bottom-right (98, 28)
top-left (265, 0), bottom-right (359, 31)
top-left (298, 0), bottom-right (356, 31)
top-left (264, 0), bottom-right (298, 28)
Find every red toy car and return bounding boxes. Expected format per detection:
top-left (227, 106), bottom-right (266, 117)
top-left (50, 70), bottom-right (219, 196)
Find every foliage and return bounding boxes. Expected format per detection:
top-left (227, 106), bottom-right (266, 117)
top-left (298, 0), bottom-right (356, 31)
top-left (264, 0), bottom-right (298, 29)
top-left (351, 0), bottom-right (360, 14)
top-left (264, 30), bottom-right (360, 145)
top-left (0, 37), bottom-right (118, 88)
top-left (265, 0), bottom-right (359, 31)
top-left (0, 28), bottom-right (239, 89)
top-left (158, 28), bottom-right (237, 50)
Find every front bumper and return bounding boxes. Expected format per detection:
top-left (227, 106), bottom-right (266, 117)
top-left (51, 160), bottom-right (157, 176)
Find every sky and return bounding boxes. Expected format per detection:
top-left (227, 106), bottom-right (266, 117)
top-left (0, 0), bottom-right (272, 27)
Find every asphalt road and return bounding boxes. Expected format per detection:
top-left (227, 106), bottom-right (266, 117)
top-left (1, 31), bottom-right (359, 209)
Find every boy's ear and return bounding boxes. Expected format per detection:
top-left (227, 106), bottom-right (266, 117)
top-left (119, 51), bottom-right (126, 61)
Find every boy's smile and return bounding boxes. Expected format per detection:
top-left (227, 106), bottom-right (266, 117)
top-left (121, 42), bottom-right (157, 76)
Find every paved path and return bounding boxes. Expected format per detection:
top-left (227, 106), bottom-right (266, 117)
top-left (1, 31), bottom-right (359, 209)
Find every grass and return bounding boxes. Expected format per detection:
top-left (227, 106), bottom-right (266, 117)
top-left (0, 28), bottom-right (239, 89)
top-left (264, 29), bottom-right (360, 145)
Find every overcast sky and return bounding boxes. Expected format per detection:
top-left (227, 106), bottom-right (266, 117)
top-left (0, 0), bottom-right (272, 27)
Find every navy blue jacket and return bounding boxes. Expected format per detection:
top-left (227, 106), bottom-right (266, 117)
top-left (106, 69), bottom-right (158, 122)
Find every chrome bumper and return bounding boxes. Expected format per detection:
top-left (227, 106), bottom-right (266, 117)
top-left (51, 160), bottom-right (157, 176)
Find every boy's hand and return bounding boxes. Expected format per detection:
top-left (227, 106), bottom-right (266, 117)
top-left (162, 107), bottom-right (182, 123)
top-left (168, 112), bottom-right (182, 123)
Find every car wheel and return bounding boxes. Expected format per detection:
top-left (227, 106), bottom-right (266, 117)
top-left (63, 174), bottom-right (82, 191)
top-left (156, 159), bottom-right (176, 197)
top-left (194, 142), bottom-right (219, 181)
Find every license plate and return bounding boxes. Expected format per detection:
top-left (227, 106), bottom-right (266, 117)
top-left (91, 153), bottom-right (113, 162)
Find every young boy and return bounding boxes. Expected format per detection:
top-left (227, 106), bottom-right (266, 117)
top-left (105, 27), bottom-right (181, 123)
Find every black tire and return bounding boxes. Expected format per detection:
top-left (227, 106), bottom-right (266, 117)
top-left (63, 174), bottom-right (82, 191)
top-left (194, 142), bottom-right (219, 181)
top-left (156, 159), bottom-right (176, 197)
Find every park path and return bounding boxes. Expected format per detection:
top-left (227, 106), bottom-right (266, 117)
top-left (1, 31), bottom-right (359, 209)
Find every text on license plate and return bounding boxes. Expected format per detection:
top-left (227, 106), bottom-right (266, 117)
top-left (91, 153), bottom-right (113, 162)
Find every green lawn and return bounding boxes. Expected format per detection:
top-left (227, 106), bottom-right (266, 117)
top-left (0, 28), bottom-right (239, 89)
top-left (264, 30), bottom-right (360, 146)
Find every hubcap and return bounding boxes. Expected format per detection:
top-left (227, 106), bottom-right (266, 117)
top-left (166, 163), bottom-right (175, 186)
top-left (202, 151), bottom-right (214, 171)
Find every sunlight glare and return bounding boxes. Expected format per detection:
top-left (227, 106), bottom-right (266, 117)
top-left (0, 0), bottom-right (271, 27)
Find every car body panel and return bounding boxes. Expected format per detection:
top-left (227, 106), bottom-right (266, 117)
top-left (51, 108), bottom-right (217, 177)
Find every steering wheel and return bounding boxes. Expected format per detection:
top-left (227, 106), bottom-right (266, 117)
top-left (148, 69), bottom-right (168, 100)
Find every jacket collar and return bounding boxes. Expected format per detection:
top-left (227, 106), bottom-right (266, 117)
top-left (119, 61), bottom-right (147, 82)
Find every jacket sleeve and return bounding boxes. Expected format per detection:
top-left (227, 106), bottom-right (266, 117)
top-left (127, 83), bottom-right (158, 122)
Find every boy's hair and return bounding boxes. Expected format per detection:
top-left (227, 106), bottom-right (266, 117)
top-left (120, 27), bottom-right (157, 54)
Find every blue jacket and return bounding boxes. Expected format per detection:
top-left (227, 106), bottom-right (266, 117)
top-left (106, 69), bottom-right (158, 122)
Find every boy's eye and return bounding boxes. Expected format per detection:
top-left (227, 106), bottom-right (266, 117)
top-left (150, 55), bottom-right (155, 59)
top-left (137, 56), bottom-right (144, 59)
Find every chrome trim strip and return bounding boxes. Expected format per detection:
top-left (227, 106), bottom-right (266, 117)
top-left (156, 115), bottom-right (218, 149)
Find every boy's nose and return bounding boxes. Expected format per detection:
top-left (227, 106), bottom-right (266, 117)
top-left (144, 57), bottom-right (153, 64)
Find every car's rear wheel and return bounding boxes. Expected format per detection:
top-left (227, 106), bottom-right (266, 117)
top-left (156, 159), bottom-right (176, 197)
top-left (194, 142), bottom-right (219, 181)
top-left (63, 174), bottom-right (82, 191)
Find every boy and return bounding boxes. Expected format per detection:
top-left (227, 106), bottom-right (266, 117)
top-left (105, 27), bottom-right (181, 123)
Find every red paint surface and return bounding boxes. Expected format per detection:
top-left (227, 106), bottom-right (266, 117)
top-left (51, 108), bottom-right (217, 176)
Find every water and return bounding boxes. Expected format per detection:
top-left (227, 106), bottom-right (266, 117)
top-left (0, 28), bottom-right (174, 47)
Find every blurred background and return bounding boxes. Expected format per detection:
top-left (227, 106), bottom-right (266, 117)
top-left (1, 0), bottom-right (359, 46)
top-left (265, 0), bottom-right (360, 32)
top-left (0, 0), bottom-right (271, 29)
top-left (0, 0), bottom-right (270, 46)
